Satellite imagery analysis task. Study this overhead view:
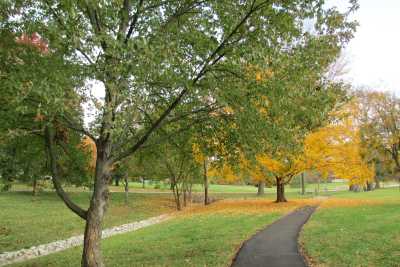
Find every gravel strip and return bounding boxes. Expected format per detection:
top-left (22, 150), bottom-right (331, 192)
top-left (0, 214), bottom-right (171, 266)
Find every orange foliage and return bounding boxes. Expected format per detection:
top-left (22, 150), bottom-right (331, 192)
top-left (319, 198), bottom-right (385, 209)
top-left (16, 32), bottom-right (48, 53)
top-left (182, 199), bottom-right (321, 216)
top-left (80, 136), bottom-right (97, 172)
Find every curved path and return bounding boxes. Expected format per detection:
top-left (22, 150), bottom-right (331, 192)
top-left (231, 206), bottom-right (316, 267)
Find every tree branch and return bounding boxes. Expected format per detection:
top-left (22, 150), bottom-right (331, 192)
top-left (124, 0), bottom-right (144, 44)
top-left (45, 126), bottom-right (87, 220)
top-left (113, 0), bottom-right (269, 162)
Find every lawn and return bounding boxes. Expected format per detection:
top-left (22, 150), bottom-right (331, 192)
top-left (0, 191), bottom-right (175, 253)
top-left (300, 188), bottom-right (400, 267)
top-left (10, 199), bottom-right (301, 267)
top-left (0, 186), bottom-right (313, 254)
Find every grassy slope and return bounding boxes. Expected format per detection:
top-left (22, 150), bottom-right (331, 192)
top-left (0, 192), bottom-right (175, 253)
top-left (12, 212), bottom-right (283, 267)
top-left (300, 188), bottom-right (400, 267)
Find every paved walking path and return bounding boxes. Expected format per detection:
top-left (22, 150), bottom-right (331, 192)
top-left (0, 214), bottom-right (171, 267)
top-left (231, 206), bottom-right (317, 267)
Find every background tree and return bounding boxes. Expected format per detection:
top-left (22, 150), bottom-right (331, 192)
top-left (354, 90), bottom-right (400, 188)
top-left (304, 106), bottom-right (375, 189)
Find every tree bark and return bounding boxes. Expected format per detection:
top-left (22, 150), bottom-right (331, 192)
top-left (81, 135), bottom-right (113, 267)
top-left (114, 177), bottom-right (119, 186)
top-left (275, 177), bottom-right (287, 203)
top-left (170, 176), bottom-right (181, 211)
top-left (32, 177), bottom-right (38, 196)
top-left (366, 181), bottom-right (373, 191)
top-left (124, 177), bottom-right (129, 205)
top-left (183, 188), bottom-right (187, 207)
top-left (301, 173), bottom-right (305, 195)
top-left (257, 181), bottom-right (265, 196)
top-left (203, 159), bottom-right (209, 205)
top-left (81, 162), bottom-right (110, 267)
top-left (188, 183), bottom-right (192, 204)
top-left (374, 177), bottom-right (381, 189)
top-left (142, 178), bottom-right (145, 189)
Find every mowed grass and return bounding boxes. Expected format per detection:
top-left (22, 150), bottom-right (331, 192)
top-left (0, 191), bottom-right (175, 253)
top-left (300, 188), bottom-right (400, 267)
top-left (117, 181), bottom-right (352, 193)
top-left (11, 199), bottom-right (300, 267)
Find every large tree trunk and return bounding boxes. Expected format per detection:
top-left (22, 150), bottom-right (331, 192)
top-left (114, 177), bottom-right (119, 186)
top-left (276, 177), bottom-right (287, 203)
top-left (203, 159), bottom-right (209, 205)
top-left (81, 149), bottom-right (111, 267)
top-left (257, 181), bottom-right (265, 196)
top-left (301, 173), bottom-right (305, 195)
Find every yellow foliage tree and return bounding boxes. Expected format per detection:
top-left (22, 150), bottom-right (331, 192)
top-left (304, 112), bottom-right (375, 188)
top-left (255, 153), bottom-right (307, 202)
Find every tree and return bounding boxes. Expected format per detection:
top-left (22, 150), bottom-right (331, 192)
top-left (304, 106), bottom-right (375, 188)
top-left (354, 91), bottom-right (400, 187)
top-left (1, 1), bottom-right (358, 266)
top-left (257, 153), bottom-right (306, 202)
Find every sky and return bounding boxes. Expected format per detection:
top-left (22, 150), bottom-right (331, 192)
top-left (330, 0), bottom-right (400, 94)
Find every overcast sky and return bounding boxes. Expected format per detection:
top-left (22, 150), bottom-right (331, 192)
top-left (330, 0), bottom-right (400, 93)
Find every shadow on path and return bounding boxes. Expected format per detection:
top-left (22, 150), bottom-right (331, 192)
top-left (231, 205), bottom-right (317, 267)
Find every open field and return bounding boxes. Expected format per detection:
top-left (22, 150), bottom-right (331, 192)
top-left (300, 188), bottom-right (400, 267)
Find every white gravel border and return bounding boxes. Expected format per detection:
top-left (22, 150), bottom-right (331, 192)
top-left (0, 214), bottom-right (171, 266)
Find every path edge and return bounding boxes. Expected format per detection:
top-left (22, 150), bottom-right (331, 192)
top-left (229, 205), bottom-right (317, 267)
top-left (298, 206), bottom-right (321, 267)
top-left (296, 206), bottom-right (318, 267)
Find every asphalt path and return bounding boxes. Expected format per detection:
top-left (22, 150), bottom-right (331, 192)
top-left (231, 206), bottom-right (317, 267)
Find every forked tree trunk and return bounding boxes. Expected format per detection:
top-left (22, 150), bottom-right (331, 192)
top-left (203, 159), bottom-right (209, 205)
top-left (276, 177), bottom-right (287, 203)
top-left (257, 181), bottom-right (265, 196)
top-left (81, 156), bottom-right (110, 267)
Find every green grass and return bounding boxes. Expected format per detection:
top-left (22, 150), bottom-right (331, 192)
top-left (0, 191), bottom-right (175, 253)
top-left (12, 212), bottom-right (283, 267)
top-left (300, 188), bottom-right (400, 267)
top-left (122, 181), bottom-right (352, 193)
